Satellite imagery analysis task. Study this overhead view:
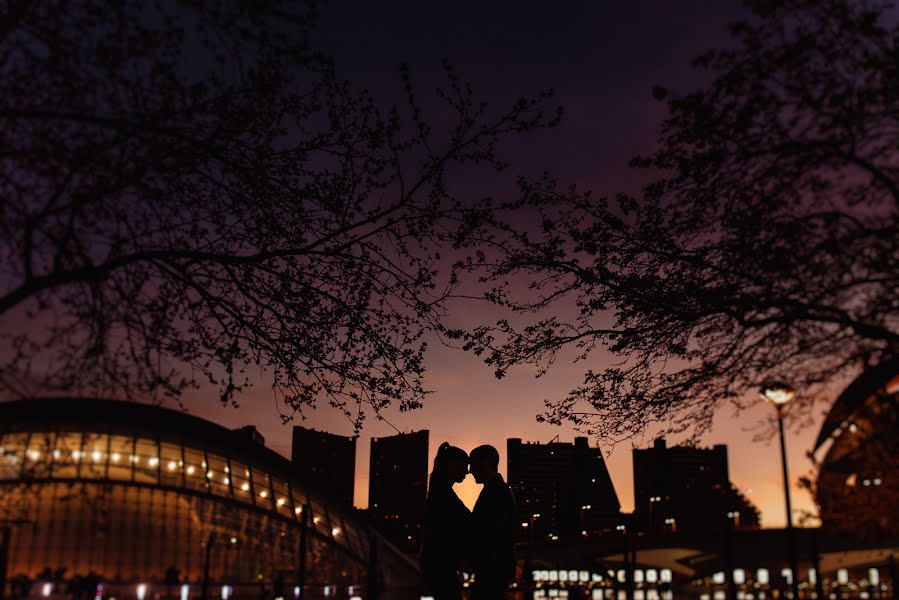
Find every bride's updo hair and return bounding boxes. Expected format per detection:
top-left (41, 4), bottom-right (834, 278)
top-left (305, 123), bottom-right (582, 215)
top-left (429, 442), bottom-right (468, 491)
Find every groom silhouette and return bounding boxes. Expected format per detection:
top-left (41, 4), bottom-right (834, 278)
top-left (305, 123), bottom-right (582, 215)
top-left (469, 444), bottom-right (517, 600)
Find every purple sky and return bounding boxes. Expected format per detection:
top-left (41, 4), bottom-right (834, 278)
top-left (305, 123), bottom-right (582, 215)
top-left (173, 1), bottom-right (831, 527)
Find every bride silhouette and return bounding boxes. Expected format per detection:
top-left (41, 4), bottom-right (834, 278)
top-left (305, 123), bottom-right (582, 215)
top-left (420, 442), bottom-right (471, 600)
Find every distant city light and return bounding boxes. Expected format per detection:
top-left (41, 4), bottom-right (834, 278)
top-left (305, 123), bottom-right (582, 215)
top-left (136, 583), bottom-right (147, 600)
top-left (42, 583), bottom-right (52, 597)
top-left (180, 585), bottom-right (189, 600)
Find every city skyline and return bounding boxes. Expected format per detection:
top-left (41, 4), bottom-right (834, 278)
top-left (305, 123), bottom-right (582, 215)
top-left (181, 345), bottom-right (828, 529)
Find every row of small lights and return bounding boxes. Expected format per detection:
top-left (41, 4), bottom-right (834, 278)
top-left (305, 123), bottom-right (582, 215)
top-left (845, 473), bottom-right (885, 487)
top-left (15, 448), bottom-right (342, 536)
top-left (706, 567), bottom-right (884, 587)
top-left (537, 591), bottom-right (671, 600)
top-left (42, 583), bottom-right (362, 600)
top-left (533, 568), bottom-right (885, 588)
top-left (533, 569), bottom-right (674, 584)
top-left (36, 569), bottom-right (885, 600)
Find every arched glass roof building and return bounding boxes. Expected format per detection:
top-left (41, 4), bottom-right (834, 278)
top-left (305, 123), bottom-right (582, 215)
top-left (0, 398), bottom-right (420, 599)
top-left (813, 358), bottom-right (899, 537)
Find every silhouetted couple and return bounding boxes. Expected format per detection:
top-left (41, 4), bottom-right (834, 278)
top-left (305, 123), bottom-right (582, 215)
top-left (421, 443), bottom-right (517, 600)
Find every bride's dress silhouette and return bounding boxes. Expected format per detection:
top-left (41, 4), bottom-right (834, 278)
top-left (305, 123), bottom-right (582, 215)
top-left (420, 443), bottom-right (471, 600)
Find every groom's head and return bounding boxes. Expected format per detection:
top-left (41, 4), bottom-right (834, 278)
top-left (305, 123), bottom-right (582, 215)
top-left (469, 444), bottom-right (500, 484)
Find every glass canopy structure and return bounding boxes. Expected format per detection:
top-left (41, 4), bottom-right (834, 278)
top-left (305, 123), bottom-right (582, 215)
top-left (0, 398), bottom-right (420, 599)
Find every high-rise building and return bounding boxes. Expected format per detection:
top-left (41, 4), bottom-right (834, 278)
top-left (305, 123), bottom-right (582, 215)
top-left (291, 425), bottom-right (356, 507)
top-left (369, 430), bottom-right (429, 553)
top-left (632, 438), bottom-right (760, 533)
top-left (507, 437), bottom-right (620, 540)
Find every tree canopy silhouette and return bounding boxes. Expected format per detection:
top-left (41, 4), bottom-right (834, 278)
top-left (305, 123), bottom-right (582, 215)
top-left (0, 0), bottom-right (559, 430)
top-left (458, 0), bottom-right (899, 440)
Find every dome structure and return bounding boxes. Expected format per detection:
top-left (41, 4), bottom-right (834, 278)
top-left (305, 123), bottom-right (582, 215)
top-left (813, 358), bottom-right (899, 537)
top-left (0, 398), bottom-right (419, 598)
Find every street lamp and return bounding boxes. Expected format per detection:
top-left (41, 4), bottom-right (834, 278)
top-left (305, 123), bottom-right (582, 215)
top-left (760, 382), bottom-right (800, 600)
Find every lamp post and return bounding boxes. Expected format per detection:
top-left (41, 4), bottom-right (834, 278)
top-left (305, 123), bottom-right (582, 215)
top-left (760, 383), bottom-right (801, 600)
